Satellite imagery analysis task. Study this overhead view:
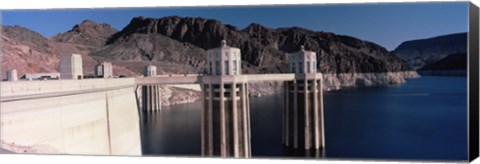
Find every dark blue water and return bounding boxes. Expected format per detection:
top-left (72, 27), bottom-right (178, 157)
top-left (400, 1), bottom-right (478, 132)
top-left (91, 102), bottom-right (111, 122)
top-left (140, 76), bottom-right (468, 161)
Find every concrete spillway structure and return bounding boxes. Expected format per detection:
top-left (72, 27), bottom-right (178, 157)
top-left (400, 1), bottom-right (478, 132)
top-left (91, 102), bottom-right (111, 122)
top-left (142, 65), bottom-right (162, 111)
top-left (0, 78), bottom-right (142, 155)
top-left (201, 40), bottom-right (251, 158)
top-left (283, 46), bottom-right (325, 157)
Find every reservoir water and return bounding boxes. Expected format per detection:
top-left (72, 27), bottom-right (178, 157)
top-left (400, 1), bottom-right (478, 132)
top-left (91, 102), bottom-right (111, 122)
top-left (140, 76), bottom-right (467, 161)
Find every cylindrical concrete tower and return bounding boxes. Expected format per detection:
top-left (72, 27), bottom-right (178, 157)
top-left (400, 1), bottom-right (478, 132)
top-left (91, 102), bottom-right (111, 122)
top-left (283, 46), bottom-right (324, 157)
top-left (142, 65), bottom-right (162, 112)
top-left (201, 40), bottom-right (251, 158)
top-left (6, 69), bottom-right (18, 81)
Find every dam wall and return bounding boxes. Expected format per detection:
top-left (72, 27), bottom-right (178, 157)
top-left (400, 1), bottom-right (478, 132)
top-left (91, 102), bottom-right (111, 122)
top-left (0, 78), bottom-right (142, 155)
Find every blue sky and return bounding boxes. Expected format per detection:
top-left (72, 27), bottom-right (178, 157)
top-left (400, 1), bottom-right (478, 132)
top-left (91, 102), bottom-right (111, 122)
top-left (2, 2), bottom-right (468, 50)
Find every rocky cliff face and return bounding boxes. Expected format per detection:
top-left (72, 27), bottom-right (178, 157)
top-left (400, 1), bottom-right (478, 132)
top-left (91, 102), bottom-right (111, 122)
top-left (393, 32), bottom-right (467, 69)
top-left (51, 20), bottom-right (118, 48)
top-left (3, 16), bottom-right (420, 106)
top-left (106, 16), bottom-right (413, 74)
top-left (97, 16), bottom-right (419, 104)
top-left (91, 33), bottom-right (206, 74)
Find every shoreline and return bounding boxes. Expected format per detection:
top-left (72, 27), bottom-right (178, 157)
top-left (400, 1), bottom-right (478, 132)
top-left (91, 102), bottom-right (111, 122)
top-left (157, 71), bottom-right (420, 107)
top-left (417, 70), bottom-right (466, 76)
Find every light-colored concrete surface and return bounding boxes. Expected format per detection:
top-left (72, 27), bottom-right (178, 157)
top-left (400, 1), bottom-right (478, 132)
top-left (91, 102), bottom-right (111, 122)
top-left (283, 46), bottom-right (324, 154)
top-left (96, 62), bottom-right (113, 78)
top-left (287, 45), bottom-right (317, 74)
top-left (0, 78), bottom-right (142, 156)
top-left (24, 72), bottom-right (60, 80)
top-left (206, 40), bottom-right (242, 76)
top-left (144, 65), bottom-right (157, 77)
top-left (201, 41), bottom-right (251, 158)
top-left (60, 54), bottom-right (83, 79)
top-left (6, 69), bottom-right (18, 81)
top-left (0, 148), bottom-right (13, 154)
top-left (142, 85), bottom-right (162, 111)
top-left (165, 84), bottom-right (201, 91)
top-left (135, 75), bottom-right (201, 85)
top-left (134, 73), bottom-right (323, 86)
top-left (105, 87), bottom-right (142, 155)
top-left (2, 78), bottom-right (134, 97)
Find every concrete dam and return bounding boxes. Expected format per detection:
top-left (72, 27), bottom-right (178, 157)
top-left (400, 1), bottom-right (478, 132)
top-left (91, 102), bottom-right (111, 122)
top-left (0, 78), bottom-right (142, 155)
top-left (0, 41), bottom-right (325, 158)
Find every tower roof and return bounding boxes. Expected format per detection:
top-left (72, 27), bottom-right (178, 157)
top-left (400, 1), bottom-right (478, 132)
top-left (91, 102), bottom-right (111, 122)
top-left (221, 40), bottom-right (227, 47)
top-left (206, 40), bottom-right (240, 53)
top-left (291, 45), bottom-right (315, 54)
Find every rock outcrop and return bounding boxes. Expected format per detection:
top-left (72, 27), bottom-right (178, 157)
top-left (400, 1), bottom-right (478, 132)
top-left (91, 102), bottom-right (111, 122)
top-left (91, 33), bottom-right (206, 74)
top-left (322, 71), bottom-right (419, 90)
top-left (158, 86), bottom-right (202, 106)
top-left (51, 20), bottom-right (118, 48)
top-left (106, 16), bottom-right (413, 74)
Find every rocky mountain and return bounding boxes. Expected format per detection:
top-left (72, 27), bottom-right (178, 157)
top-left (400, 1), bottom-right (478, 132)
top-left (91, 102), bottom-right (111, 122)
top-left (2, 25), bottom-right (59, 77)
top-left (393, 32), bottom-right (467, 69)
top-left (105, 16), bottom-right (413, 74)
top-left (1, 25), bottom-right (135, 78)
top-left (3, 16), bottom-right (421, 106)
top-left (51, 20), bottom-right (118, 48)
top-left (91, 32), bottom-right (207, 74)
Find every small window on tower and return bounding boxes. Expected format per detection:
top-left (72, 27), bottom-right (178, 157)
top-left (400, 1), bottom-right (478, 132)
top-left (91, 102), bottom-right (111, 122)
top-left (307, 62), bottom-right (310, 73)
top-left (299, 62), bottom-right (303, 74)
top-left (209, 62), bottom-right (212, 75)
top-left (224, 61), bottom-right (229, 75)
top-left (215, 61), bottom-right (220, 75)
top-left (233, 60), bottom-right (237, 74)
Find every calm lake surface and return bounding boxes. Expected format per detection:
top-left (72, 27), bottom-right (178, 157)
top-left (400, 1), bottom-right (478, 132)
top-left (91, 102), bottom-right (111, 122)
top-left (140, 76), bottom-right (468, 161)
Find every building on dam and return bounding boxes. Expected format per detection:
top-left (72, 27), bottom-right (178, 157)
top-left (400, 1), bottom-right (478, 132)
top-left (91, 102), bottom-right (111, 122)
top-left (201, 40), bottom-right (251, 158)
top-left (283, 45), bottom-right (325, 156)
top-left (142, 64), bottom-right (162, 111)
top-left (6, 69), bottom-right (18, 81)
top-left (96, 62), bottom-right (113, 78)
top-left (60, 53), bottom-right (83, 79)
